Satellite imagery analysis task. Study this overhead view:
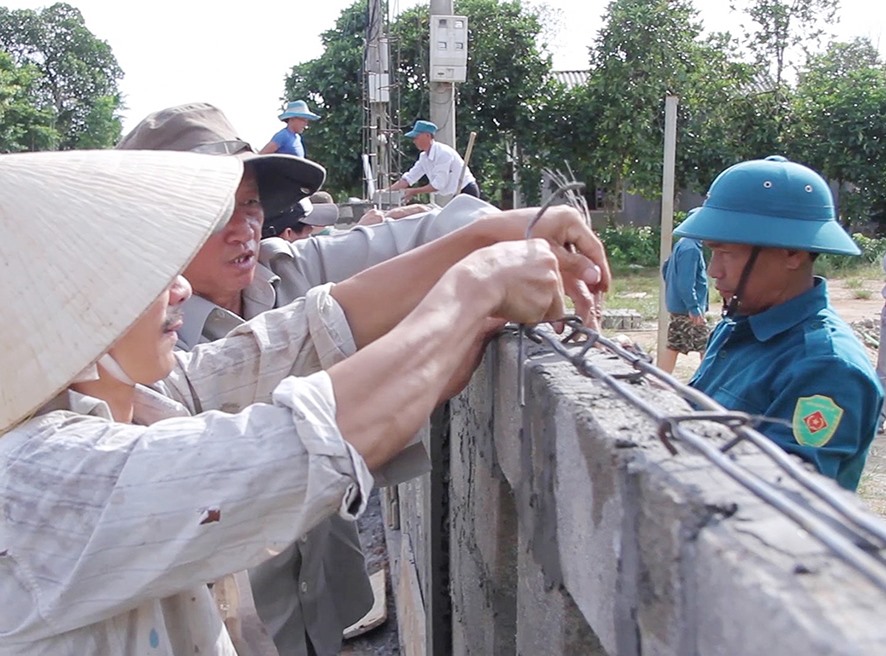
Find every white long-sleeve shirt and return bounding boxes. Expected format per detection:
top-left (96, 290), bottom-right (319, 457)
top-left (0, 286), bottom-right (372, 655)
top-left (402, 140), bottom-right (477, 195)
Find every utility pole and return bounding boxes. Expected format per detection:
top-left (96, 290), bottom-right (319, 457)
top-left (428, 0), bottom-right (468, 205)
top-left (429, 0), bottom-right (455, 153)
top-left (365, 0), bottom-right (390, 202)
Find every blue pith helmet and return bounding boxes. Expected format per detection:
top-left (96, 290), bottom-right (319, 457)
top-left (278, 100), bottom-right (321, 122)
top-left (405, 120), bottom-right (438, 138)
top-left (674, 156), bottom-right (859, 256)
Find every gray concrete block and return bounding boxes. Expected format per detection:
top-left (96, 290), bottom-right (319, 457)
top-left (693, 519), bottom-right (886, 656)
top-left (450, 356), bottom-right (519, 656)
top-left (516, 527), bottom-right (607, 656)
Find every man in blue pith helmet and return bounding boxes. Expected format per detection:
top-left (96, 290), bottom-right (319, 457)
top-left (675, 155), bottom-right (883, 491)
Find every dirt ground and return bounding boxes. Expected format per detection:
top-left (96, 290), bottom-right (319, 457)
top-left (626, 277), bottom-right (886, 516)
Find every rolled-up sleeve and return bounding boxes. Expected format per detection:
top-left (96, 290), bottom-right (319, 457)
top-left (0, 370), bottom-right (372, 640)
top-left (401, 156), bottom-right (427, 186)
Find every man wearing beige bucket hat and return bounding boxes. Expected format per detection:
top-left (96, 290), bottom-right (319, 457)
top-left (115, 103), bottom-right (490, 655)
top-left (0, 149), bottom-right (609, 654)
top-left (118, 103), bottom-right (503, 348)
top-left (117, 102), bottom-right (608, 655)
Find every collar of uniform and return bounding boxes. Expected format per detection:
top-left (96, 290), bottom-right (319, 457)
top-left (258, 235), bottom-right (293, 265)
top-left (37, 388), bottom-right (109, 418)
top-left (747, 276), bottom-right (829, 342)
top-left (179, 293), bottom-right (231, 349)
top-left (133, 384), bottom-right (192, 423)
top-left (178, 264), bottom-right (280, 349)
top-left (425, 140), bottom-right (441, 161)
top-left (41, 385), bottom-right (189, 425)
top-left (241, 262), bottom-right (279, 320)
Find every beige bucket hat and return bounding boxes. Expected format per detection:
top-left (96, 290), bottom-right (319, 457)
top-left (117, 102), bottom-right (326, 217)
top-left (0, 149), bottom-right (243, 433)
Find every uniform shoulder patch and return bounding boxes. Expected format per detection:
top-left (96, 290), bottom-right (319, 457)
top-left (792, 395), bottom-right (844, 447)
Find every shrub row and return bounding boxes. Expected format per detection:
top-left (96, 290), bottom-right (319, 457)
top-left (597, 224), bottom-right (886, 273)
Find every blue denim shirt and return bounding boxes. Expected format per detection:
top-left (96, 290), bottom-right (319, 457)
top-left (662, 237), bottom-right (708, 316)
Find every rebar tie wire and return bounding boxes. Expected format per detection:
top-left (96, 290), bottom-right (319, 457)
top-left (518, 176), bottom-right (587, 406)
top-left (519, 317), bottom-right (886, 593)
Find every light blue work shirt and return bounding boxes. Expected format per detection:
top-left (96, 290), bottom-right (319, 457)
top-left (271, 126), bottom-right (305, 157)
top-left (689, 277), bottom-right (883, 490)
top-left (662, 237), bottom-right (708, 316)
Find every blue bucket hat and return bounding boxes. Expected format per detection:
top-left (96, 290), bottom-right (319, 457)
top-left (278, 100), bottom-right (321, 122)
top-left (405, 120), bottom-right (438, 138)
top-left (674, 156), bottom-right (859, 256)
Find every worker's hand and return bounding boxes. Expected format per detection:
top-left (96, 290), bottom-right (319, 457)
top-left (689, 313), bottom-right (706, 326)
top-left (357, 208), bottom-right (385, 226)
top-left (403, 188), bottom-right (418, 202)
top-left (480, 205), bottom-right (610, 326)
top-left (436, 317), bottom-right (506, 403)
top-left (460, 240), bottom-right (566, 324)
top-left (564, 276), bottom-right (605, 332)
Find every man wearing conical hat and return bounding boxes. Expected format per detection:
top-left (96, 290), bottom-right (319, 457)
top-left (0, 149), bottom-right (609, 653)
top-left (260, 99), bottom-right (321, 158)
top-left (675, 155), bottom-right (883, 490)
top-left (115, 102), bottom-right (607, 655)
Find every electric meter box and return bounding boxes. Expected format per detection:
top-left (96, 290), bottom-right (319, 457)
top-left (429, 15), bottom-right (468, 83)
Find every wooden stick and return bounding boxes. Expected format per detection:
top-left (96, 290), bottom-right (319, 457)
top-left (456, 131), bottom-right (477, 193)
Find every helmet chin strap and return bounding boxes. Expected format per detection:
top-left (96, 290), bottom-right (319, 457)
top-left (722, 246), bottom-right (762, 318)
top-left (98, 353), bottom-right (136, 386)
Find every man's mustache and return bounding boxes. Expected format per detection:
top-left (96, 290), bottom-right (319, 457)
top-left (162, 307), bottom-right (184, 332)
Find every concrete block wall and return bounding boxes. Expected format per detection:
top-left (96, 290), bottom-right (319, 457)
top-left (392, 331), bottom-right (886, 655)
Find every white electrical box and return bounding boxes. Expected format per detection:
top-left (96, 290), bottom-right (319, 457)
top-left (368, 72), bottom-right (390, 103)
top-left (429, 15), bottom-right (468, 83)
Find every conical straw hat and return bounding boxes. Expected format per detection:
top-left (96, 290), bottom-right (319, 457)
top-left (0, 149), bottom-right (243, 433)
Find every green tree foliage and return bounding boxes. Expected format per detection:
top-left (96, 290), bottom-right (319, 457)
top-left (0, 51), bottom-right (57, 151)
top-left (0, 2), bottom-right (124, 149)
top-left (518, 4), bottom-right (768, 206)
top-left (732, 0), bottom-right (838, 89)
top-left (787, 38), bottom-right (886, 226)
top-left (729, 0), bottom-right (839, 141)
top-left (283, 0), bottom-right (554, 201)
top-left (583, 0), bottom-right (711, 202)
top-left (581, 0), bottom-right (836, 206)
top-left (515, 79), bottom-right (599, 205)
top-left (281, 0), bottom-right (886, 233)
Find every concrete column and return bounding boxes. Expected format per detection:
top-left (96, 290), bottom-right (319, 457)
top-left (429, 0), bottom-right (455, 205)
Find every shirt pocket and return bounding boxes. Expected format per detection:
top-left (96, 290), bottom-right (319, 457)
top-left (710, 386), bottom-right (766, 417)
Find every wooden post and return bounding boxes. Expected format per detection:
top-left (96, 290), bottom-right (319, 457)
top-left (657, 95), bottom-right (679, 366)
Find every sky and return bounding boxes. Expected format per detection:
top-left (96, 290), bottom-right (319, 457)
top-left (3, 0), bottom-right (885, 147)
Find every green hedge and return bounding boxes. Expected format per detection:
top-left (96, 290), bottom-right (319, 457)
top-left (597, 225), bottom-right (662, 268)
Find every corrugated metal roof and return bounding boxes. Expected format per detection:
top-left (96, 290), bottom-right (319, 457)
top-left (551, 69), bottom-right (589, 89)
top-left (551, 69), bottom-right (775, 95)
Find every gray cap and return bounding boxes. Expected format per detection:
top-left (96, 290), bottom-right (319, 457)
top-left (117, 102), bottom-right (326, 217)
